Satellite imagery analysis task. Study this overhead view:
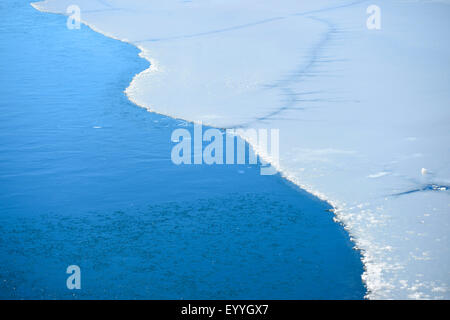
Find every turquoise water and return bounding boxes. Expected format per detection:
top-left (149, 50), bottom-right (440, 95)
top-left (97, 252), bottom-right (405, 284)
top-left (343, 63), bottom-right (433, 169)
top-left (0, 1), bottom-right (365, 299)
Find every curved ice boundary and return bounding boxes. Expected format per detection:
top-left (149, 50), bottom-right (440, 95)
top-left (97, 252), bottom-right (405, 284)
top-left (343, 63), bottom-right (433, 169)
top-left (32, 0), bottom-right (450, 299)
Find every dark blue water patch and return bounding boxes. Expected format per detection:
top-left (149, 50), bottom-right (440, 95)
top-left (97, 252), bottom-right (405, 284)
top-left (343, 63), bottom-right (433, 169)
top-left (1, 193), bottom-right (363, 299)
top-left (0, 0), bottom-right (365, 299)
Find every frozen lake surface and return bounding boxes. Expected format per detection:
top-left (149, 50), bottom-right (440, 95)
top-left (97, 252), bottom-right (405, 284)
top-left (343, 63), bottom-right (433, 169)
top-left (0, 0), bottom-right (365, 299)
top-left (31, 0), bottom-right (450, 299)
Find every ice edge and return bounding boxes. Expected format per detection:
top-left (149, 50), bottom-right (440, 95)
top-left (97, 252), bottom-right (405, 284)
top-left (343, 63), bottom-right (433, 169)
top-left (30, 1), bottom-right (372, 299)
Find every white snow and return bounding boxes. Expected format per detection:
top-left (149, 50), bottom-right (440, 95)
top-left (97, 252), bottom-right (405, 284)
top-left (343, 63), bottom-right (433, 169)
top-left (32, 0), bottom-right (450, 299)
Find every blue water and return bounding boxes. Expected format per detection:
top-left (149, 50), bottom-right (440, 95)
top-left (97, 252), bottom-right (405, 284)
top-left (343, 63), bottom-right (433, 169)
top-left (0, 1), bottom-right (365, 299)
